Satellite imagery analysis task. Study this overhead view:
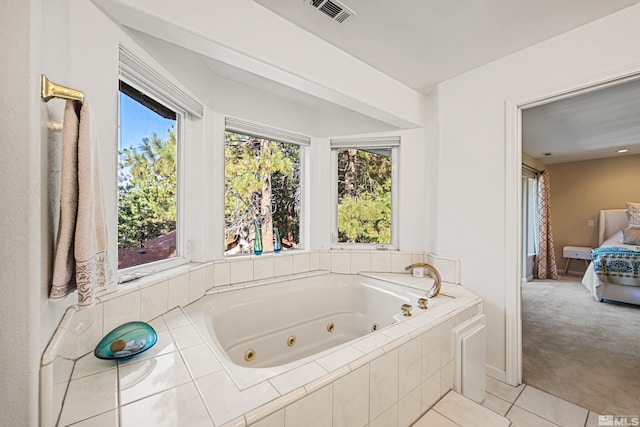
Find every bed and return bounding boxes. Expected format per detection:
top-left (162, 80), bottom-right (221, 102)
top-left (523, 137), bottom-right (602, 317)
top-left (581, 208), bottom-right (640, 305)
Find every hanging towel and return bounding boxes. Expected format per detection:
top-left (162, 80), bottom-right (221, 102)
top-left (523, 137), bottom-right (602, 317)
top-left (51, 100), bottom-right (111, 307)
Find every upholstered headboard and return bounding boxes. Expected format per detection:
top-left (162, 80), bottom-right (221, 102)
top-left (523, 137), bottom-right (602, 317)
top-left (599, 209), bottom-right (628, 245)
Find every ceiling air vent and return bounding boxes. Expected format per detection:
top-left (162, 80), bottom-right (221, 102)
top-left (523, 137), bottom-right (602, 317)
top-left (306, 0), bottom-right (357, 23)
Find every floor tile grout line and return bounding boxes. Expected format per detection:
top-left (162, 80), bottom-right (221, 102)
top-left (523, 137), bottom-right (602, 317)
top-left (488, 379), bottom-right (594, 427)
top-left (513, 385), bottom-right (597, 427)
top-left (583, 410), bottom-right (601, 427)
top-left (485, 388), bottom-right (520, 406)
top-left (518, 383), bottom-right (593, 423)
top-left (481, 391), bottom-right (514, 417)
top-left (432, 408), bottom-right (463, 427)
top-left (506, 402), bottom-right (563, 427)
top-left (485, 377), bottom-right (526, 403)
top-left (432, 391), bottom-right (512, 427)
top-left (503, 383), bottom-right (527, 422)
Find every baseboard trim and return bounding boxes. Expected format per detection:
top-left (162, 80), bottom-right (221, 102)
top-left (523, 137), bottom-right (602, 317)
top-left (486, 365), bottom-right (506, 383)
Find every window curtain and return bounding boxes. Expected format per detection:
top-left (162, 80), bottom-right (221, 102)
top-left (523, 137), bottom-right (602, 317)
top-left (535, 170), bottom-right (558, 279)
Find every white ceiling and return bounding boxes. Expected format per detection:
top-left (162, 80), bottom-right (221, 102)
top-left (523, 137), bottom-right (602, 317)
top-left (252, 0), bottom-right (638, 95)
top-left (252, 0), bottom-right (640, 164)
top-left (523, 78), bottom-right (640, 164)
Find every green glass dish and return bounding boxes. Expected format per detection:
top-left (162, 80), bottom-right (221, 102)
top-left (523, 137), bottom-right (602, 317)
top-left (94, 321), bottom-right (157, 360)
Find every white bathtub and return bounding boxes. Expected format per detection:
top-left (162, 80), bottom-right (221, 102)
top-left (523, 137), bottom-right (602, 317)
top-left (184, 272), bottom-right (449, 388)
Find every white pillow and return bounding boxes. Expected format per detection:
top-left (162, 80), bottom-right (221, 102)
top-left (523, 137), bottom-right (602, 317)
top-left (622, 227), bottom-right (640, 245)
top-left (627, 202), bottom-right (640, 227)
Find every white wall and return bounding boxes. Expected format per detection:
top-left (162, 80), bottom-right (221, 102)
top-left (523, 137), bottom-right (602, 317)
top-left (436, 4), bottom-right (640, 378)
top-left (0, 1), bottom-right (41, 425)
top-left (38, 0), bottom-right (122, 354)
top-left (127, 29), bottom-right (398, 138)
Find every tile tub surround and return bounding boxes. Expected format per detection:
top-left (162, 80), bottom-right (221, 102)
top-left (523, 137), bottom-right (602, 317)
top-left (54, 284), bottom-right (481, 426)
top-left (40, 250), bottom-right (461, 426)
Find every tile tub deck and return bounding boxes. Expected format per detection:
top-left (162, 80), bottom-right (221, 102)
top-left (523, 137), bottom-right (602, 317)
top-left (55, 273), bottom-right (483, 426)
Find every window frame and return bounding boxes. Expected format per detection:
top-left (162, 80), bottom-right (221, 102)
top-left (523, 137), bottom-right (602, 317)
top-left (117, 78), bottom-right (188, 280)
top-left (330, 137), bottom-right (400, 249)
top-left (223, 117), bottom-right (309, 257)
top-left (116, 46), bottom-right (203, 282)
top-left (521, 171), bottom-right (538, 257)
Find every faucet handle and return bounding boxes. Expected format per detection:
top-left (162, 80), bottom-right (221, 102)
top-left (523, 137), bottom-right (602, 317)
top-left (418, 298), bottom-right (428, 310)
top-left (401, 303), bottom-right (412, 317)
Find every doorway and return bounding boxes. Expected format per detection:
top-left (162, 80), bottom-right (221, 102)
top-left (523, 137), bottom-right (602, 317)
top-left (505, 70), bottom-right (640, 388)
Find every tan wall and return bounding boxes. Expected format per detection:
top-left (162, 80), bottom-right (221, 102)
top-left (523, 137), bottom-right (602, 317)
top-left (548, 154), bottom-right (640, 274)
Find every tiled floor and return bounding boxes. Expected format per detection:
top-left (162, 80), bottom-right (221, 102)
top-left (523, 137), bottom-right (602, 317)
top-left (415, 375), bottom-right (606, 427)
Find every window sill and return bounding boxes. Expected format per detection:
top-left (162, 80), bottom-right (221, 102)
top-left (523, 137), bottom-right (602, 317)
top-left (117, 256), bottom-right (190, 285)
top-left (223, 249), bottom-right (307, 260)
top-left (330, 244), bottom-right (397, 251)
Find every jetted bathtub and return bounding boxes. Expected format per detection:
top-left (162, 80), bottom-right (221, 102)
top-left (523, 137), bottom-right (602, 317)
top-left (184, 272), bottom-right (451, 388)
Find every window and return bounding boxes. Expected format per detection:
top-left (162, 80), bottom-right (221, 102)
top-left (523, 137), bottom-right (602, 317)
top-left (331, 137), bottom-right (399, 247)
top-left (117, 81), bottom-right (179, 270)
top-left (224, 119), bottom-right (307, 255)
top-left (522, 171), bottom-right (538, 256)
top-left (521, 169), bottom-right (538, 280)
top-left (117, 46), bottom-right (203, 277)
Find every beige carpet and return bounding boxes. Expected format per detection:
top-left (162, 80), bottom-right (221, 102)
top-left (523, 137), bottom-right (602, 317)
top-left (522, 275), bottom-right (640, 415)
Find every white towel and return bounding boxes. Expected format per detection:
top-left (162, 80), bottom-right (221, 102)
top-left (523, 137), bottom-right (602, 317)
top-left (51, 100), bottom-right (111, 307)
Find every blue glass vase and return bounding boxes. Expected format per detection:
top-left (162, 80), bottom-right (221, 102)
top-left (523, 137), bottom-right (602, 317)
top-left (253, 219), bottom-right (263, 255)
top-left (94, 321), bottom-right (157, 360)
top-left (273, 227), bottom-right (282, 253)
